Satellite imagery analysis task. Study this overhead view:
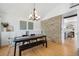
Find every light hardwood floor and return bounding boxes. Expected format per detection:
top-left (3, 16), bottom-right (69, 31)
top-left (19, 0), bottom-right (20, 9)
top-left (0, 39), bottom-right (77, 56)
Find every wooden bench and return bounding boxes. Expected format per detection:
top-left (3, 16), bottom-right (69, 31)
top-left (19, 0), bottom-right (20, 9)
top-left (14, 35), bottom-right (47, 56)
top-left (19, 40), bottom-right (47, 56)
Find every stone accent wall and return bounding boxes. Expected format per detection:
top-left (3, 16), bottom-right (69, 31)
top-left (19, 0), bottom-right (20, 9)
top-left (41, 15), bottom-right (62, 44)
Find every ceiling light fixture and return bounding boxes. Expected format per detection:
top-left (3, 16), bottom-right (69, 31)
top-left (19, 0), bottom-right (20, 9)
top-left (29, 3), bottom-right (40, 20)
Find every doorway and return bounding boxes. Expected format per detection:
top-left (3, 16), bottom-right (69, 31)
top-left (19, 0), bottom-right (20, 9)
top-left (64, 16), bottom-right (77, 45)
top-left (62, 10), bottom-right (78, 55)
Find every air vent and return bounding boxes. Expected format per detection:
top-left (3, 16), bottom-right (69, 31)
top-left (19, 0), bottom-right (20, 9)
top-left (70, 3), bottom-right (79, 8)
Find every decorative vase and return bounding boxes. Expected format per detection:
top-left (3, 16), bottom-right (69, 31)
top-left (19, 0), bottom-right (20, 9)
top-left (3, 28), bottom-right (6, 32)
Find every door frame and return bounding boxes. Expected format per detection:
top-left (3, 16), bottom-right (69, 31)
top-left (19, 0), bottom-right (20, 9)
top-left (61, 10), bottom-right (78, 46)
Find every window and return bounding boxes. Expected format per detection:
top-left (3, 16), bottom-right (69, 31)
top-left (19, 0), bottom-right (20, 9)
top-left (20, 21), bottom-right (27, 30)
top-left (28, 22), bottom-right (33, 30)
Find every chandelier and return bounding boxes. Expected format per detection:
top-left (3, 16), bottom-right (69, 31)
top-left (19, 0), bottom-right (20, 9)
top-left (29, 3), bottom-right (40, 20)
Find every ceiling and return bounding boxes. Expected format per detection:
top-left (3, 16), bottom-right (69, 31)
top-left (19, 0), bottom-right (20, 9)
top-left (0, 3), bottom-right (70, 19)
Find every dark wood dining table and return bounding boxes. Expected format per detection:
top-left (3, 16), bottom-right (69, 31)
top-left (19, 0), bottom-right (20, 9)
top-left (13, 35), bottom-right (47, 56)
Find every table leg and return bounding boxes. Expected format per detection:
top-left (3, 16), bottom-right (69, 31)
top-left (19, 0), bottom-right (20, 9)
top-left (14, 42), bottom-right (16, 56)
top-left (46, 41), bottom-right (47, 48)
top-left (45, 37), bottom-right (47, 48)
top-left (43, 43), bottom-right (44, 46)
top-left (42, 37), bottom-right (44, 46)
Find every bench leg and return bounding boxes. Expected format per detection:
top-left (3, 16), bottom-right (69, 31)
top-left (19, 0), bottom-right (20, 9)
top-left (19, 49), bottom-right (21, 56)
top-left (46, 41), bottom-right (47, 48)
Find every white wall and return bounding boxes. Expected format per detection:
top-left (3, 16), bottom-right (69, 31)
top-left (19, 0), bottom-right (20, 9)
top-left (0, 12), bottom-right (41, 46)
top-left (77, 9), bottom-right (79, 48)
top-left (0, 17), bottom-right (1, 47)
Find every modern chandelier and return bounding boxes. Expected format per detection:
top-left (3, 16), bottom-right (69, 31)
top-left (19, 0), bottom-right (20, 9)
top-left (29, 3), bottom-right (40, 20)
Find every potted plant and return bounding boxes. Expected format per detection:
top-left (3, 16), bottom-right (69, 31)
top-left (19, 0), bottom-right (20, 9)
top-left (1, 22), bottom-right (9, 32)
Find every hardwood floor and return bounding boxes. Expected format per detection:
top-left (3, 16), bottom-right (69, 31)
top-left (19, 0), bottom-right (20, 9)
top-left (0, 39), bottom-right (77, 56)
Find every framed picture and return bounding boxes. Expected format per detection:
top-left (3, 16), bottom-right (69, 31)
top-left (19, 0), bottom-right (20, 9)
top-left (20, 21), bottom-right (27, 30)
top-left (28, 22), bottom-right (34, 30)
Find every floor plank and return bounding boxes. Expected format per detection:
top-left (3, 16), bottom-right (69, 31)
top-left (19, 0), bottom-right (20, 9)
top-left (0, 39), bottom-right (77, 56)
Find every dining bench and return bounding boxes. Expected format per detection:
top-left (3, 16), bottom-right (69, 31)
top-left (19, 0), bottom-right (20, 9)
top-left (14, 35), bottom-right (47, 56)
top-left (19, 39), bottom-right (47, 56)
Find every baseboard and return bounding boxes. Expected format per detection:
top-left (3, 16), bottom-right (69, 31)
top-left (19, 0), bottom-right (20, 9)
top-left (0, 45), bottom-right (9, 48)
